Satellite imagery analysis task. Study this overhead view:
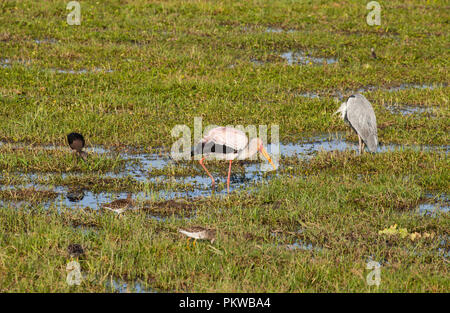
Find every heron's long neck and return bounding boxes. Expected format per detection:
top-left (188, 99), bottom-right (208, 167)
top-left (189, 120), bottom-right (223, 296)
top-left (337, 102), bottom-right (347, 120)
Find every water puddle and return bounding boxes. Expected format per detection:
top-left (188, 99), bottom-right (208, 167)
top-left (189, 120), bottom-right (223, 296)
top-left (105, 277), bottom-right (158, 293)
top-left (418, 193), bottom-right (449, 216)
top-left (297, 83), bottom-right (447, 101)
top-left (285, 240), bottom-right (324, 253)
top-left (0, 58), bottom-right (11, 68)
top-left (49, 68), bottom-right (114, 74)
top-left (250, 58), bottom-right (264, 66)
top-left (0, 58), bottom-right (31, 68)
top-left (33, 38), bottom-right (58, 45)
top-left (0, 58), bottom-right (112, 74)
top-left (280, 51), bottom-right (338, 66)
top-left (385, 105), bottom-right (435, 116)
top-left (266, 27), bottom-right (295, 33)
top-left (438, 238), bottom-right (449, 259)
top-left (383, 83), bottom-right (447, 93)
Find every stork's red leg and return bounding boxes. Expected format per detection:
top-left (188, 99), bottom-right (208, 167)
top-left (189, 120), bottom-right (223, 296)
top-left (199, 157), bottom-right (215, 189)
top-left (227, 160), bottom-right (232, 193)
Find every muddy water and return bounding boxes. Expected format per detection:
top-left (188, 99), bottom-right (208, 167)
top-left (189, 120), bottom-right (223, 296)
top-left (0, 134), bottom-right (448, 213)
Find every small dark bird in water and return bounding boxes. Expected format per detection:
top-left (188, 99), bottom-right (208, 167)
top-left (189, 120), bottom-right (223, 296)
top-left (67, 132), bottom-right (88, 161)
top-left (371, 47), bottom-right (377, 59)
top-left (66, 188), bottom-right (85, 202)
top-left (67, 243), bottom-right (84, 258)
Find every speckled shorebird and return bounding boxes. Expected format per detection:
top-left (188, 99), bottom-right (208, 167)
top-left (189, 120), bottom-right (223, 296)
top-left (335, 94), bottom-right (378, 154)
top-left (178, 226), bottom-right (216, 246)
top-left (102, 193), bottom-right (134, 214)
top-left (67, 132), bottom-right (88, 161)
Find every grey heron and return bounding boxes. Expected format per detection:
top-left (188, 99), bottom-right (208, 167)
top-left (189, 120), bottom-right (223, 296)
top-left (191, 126), bottom-right (277, 192)
top-left (335, 94), bottom-right (378, 154)
top-left (67, 132), bottom-right (88, 161)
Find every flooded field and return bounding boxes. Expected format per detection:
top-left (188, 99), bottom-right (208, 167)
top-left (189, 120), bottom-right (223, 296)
top-left (1, 0), bottom-right (448, 294)
top-left (1, 133), bottom-right (448, 215)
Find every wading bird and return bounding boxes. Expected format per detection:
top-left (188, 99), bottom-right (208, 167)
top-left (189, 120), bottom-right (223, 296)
top-left (178, 226), bottom-right (216, 246)
top-left (335, 94), bottom-right (378, 154)
top-left (102, 193), bottom-right (134, 214)
top-left (191, 127), bottom-right (277, 192)
top-left (67, 132), bottom-right (88, 161)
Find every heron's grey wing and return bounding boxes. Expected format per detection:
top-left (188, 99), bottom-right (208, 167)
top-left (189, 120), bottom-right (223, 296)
top-left (346, 94), bottom-right (378, 152)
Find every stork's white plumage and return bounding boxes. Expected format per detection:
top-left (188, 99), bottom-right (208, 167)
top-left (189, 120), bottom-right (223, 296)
top-left (191, 126), bottom-right (276, 192)
top-left (200, 127), bottom-right (248, 152)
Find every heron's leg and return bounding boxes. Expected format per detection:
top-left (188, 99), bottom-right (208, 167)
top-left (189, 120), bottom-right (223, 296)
top-left (227, 160), bottom-right (232, 193)
top-left (199, 157), bottom-right (215, 188)
top-left (362, 142), bottom-right (366, 154)
top-left (358, 135), bottom-right (362, 155)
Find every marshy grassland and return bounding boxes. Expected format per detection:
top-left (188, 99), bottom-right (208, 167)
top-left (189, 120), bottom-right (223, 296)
top-left (0, 0), bottom-right (449, 292)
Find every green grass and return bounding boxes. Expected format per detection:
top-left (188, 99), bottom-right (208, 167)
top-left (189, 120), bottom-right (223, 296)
top-left (0, 0), bottom-right (449, 292)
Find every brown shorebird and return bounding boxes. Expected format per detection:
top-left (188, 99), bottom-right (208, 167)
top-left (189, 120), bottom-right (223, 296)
top-left (67, 132), bottom-right (88, 161)
top-left (371, 47), bottom-right (377, 59)
top-left (178, 226), bottom-right (216, 246)
top-left (102, 193), bottom-right (134, 214)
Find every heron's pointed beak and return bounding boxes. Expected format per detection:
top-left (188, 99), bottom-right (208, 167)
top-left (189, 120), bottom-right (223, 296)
top-left (259, 146), bottom-right (277, 171)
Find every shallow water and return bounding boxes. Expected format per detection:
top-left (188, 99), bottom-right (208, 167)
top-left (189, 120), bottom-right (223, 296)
top-left (385, 105), bottom-right (434, 116)
top-left (419, 194), bottom-right (449, 215)
top-left (49, 68), bottom-right (114, 74)
top-left (297, 83), bottom-right (447, 101)
top-left (105, 277), bottom-right (157, 293)
top-left (266, 27), bottom-right (295, 33)
top-left (280, 51), bottom-right (338, 65)
top-left (1, 134), bottom-right (448, 213)
top-left (285, 240), bottom-right (323, 252)
top-left (34, 38), bottom-right (58, 45)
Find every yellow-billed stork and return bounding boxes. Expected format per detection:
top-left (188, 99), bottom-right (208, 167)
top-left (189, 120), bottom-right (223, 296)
top-left (191, 127), bottom-right (276, 192)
